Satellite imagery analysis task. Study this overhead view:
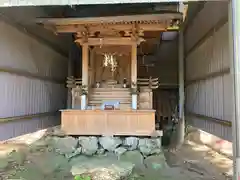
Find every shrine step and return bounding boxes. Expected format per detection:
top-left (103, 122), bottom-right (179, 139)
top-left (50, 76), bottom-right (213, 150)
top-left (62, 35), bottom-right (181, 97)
top-left (89, 100), bottom-right (131, 104)
top-left (92, 88), bottom-right (130, 92)
top-left (91, 94), bottom-right (131, 98)
top-left (89, 87), bottom-right (132, 109)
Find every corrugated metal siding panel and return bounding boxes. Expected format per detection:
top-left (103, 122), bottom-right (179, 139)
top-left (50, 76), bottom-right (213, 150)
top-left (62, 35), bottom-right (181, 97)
top-left (0, 20), bottom-right (67, 140)
top-left (186, 35), bottom-right (214, 81)
top-left (186, 116), bottom-right (232, 141)
top-left (186, 22), bottom-right (231, 121)
top-left (185, 2), bottom-right (232, 141)
top-left (0, 73), bottom-right (66, 118)
top-left (0, 115), bottom-right (60, 141)
top-left (0, 21), bottom-right (67, 79)
top-left (185, 1), bottom-right (228, 52)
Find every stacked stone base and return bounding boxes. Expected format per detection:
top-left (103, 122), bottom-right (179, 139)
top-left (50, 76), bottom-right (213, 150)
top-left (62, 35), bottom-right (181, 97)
top-left (51, 135), bottom-right (163, 157)
top-left (48, 126), bottom-right (162, 157)
top-left (42, 126), bottom-right (169, 179)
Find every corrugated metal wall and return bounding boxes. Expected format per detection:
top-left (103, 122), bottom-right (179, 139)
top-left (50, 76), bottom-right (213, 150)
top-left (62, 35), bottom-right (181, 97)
top-left (0, 20), bottom-right (68, 140)
top-left (185, 2), bottom-right (232, 141)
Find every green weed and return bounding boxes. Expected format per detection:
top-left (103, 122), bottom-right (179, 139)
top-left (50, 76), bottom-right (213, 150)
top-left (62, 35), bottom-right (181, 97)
top-left (74, 175), bottom-right (91, 180)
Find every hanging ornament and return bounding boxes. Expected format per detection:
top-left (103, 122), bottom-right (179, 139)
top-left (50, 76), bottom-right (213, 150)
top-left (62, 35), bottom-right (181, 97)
top-left (103, 53), bottom-right (118, 72)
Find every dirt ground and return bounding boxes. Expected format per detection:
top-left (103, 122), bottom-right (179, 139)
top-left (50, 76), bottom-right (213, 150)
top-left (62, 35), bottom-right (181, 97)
top-left (164, 140), bottom-right (232, 180)
top-left (0, 129), bottom-right (233, 180)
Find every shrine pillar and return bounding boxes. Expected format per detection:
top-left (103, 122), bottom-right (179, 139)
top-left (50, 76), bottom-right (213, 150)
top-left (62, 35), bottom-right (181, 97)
top-left (131, 43), bottom-right (138, 109)
top-left (81, 44), bottom-right (89, 110)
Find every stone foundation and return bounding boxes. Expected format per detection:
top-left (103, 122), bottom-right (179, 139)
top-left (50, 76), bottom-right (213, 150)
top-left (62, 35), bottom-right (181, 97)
top-left (47, 126), bottom-right (163, 158)
top-left (49, 134), bottom-right (163, 159)
top-left (41, 127), bottom-right (168, 179)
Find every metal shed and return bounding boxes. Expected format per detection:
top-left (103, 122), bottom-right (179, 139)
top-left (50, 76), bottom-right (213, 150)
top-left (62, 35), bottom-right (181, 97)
top-left (0, 0), bottom-right (239, 177)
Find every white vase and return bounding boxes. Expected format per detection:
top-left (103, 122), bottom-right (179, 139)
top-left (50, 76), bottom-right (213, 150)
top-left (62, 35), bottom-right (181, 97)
top-left (81, 95), bottom-right (86, 110)
top-left (132, 94), bottom-right (137, 110)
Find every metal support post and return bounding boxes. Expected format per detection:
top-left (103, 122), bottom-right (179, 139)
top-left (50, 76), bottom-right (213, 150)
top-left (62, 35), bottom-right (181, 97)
top-left (229, 0), bottom-right (240, 179)
top-left (177, 30), bottom-right (185, 146)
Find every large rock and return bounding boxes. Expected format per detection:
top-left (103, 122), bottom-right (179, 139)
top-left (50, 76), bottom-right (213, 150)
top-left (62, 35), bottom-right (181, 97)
top-left (119, 151), bottom-right (145, 175)
top-left (65, 147), bottom-right (82, 159)
top-left (29, 139), bottom-right (48, 152)
top-left (49, 126), bottom-right (66, 137)
top-left (79, 136), bottom-right (98, 155)
top-left (114, 147), bottom-right (127, 156)
top-left (96, 148), bottom-right (105, 155)
top-left (99, 136), bottom-right (122, 152)
top-left (71, 157), bottom-right (134, 180)
top-left (119, 151), bottom-right (144, 168)
top-left (123, 137), bottom-right (139, 150)
top-left (144, 154), bottom-right (169, 170)
top-left (103, 152), bottom-right (118, 160)
top-left (54, 137), bottom-right (78, 154)
top-left (138, 138), bottom-right (161, 156)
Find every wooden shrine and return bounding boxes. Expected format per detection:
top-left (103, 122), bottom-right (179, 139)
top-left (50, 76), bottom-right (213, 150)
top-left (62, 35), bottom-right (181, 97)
top-left (37, 13), bottom-right (181, 136)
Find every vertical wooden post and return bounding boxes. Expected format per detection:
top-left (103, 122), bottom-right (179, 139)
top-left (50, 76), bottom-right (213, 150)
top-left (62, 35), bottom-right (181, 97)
top-left (89, 48), bottom-right (94, 85)
top-left (81, 44), bottom-right (89, 109)
top-left (131, 43), bottom-right (138, 110)
top-left (131, 43), bottom-right (137, 86)
top-left (82, 44), bottom-right (89, 86)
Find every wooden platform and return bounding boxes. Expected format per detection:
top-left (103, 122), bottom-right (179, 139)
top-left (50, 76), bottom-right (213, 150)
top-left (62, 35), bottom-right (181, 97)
top-left (61, 109), bottom-right (155, 136)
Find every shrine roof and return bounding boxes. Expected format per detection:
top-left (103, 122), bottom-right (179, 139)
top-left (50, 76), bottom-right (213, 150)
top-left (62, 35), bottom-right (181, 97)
top-left (36, 13), bottom-right (182, 26)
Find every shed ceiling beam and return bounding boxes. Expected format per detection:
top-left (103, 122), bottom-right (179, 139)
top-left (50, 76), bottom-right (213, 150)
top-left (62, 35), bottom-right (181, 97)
top-left (0, 0), bottom-right (228, 7)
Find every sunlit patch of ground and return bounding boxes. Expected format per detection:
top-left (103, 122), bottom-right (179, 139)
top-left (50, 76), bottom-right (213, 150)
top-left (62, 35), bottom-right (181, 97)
top-left (165, 140), bottom-right (233, 180)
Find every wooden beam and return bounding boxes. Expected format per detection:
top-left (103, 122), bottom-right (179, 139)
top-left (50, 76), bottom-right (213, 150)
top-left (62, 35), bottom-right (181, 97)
top-left (55, 23), bottom-right (167, 34)
top-left (0, 111), bottom-right (58, 123)
top-left (93, 45), bottom-right (131, 55)
top-left (187, 112), bottom-right (231, 127)
top-left (37, 13), bottom-right (182, 26)
top-left (75, 37), bottom-right (145, 46)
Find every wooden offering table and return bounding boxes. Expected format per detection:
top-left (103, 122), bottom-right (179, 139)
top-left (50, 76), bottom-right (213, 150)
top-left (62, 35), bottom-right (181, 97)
top-left (61, 109), bottom-right (155, 136)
